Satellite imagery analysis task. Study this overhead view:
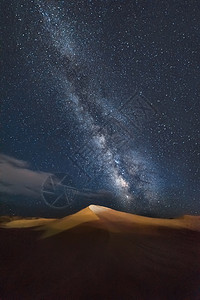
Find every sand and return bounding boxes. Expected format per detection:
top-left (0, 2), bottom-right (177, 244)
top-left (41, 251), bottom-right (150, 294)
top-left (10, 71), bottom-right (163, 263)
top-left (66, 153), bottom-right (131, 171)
top-left (0, 205), bottom-right (200, 299)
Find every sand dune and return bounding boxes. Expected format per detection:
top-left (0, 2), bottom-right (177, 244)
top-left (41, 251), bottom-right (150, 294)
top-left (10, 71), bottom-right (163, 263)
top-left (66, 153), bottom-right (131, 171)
top-left (2, 205), bottom-right (199, 234)
top-left (0, 217), bottom-right (55, 228)
top-left (0, 205), bottom-right (200, 299)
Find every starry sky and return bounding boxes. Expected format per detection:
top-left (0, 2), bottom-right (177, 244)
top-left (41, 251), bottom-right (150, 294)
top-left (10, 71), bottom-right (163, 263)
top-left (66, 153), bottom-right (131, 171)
top-left (1, 0), bottom-right (200, 217)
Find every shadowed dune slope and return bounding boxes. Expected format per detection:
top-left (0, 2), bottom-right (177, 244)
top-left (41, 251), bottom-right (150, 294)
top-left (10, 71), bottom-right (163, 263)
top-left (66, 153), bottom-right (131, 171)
top-left (0, 205), bottom-right (200, 300)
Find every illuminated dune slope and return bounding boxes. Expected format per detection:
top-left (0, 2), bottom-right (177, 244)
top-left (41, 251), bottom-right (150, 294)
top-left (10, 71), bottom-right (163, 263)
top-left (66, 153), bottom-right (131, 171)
top-left (0, 205), bottom-right (200, 300)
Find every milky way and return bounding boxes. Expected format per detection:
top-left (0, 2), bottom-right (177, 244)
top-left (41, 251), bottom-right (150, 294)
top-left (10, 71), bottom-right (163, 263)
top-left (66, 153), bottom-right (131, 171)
top-left (1, 0), bottom-right (199, 216)
top-left (36, 1), bottom-right (162, 208)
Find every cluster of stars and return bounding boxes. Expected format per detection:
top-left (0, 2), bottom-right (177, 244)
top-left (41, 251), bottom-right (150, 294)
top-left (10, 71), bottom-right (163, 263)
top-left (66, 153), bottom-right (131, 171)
top-left (1, 0), bottom-right (199, 216)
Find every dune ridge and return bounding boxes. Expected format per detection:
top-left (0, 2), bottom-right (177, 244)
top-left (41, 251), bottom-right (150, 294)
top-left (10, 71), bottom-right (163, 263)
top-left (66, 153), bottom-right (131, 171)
top-left (1, 205), bottom-right (200, 235)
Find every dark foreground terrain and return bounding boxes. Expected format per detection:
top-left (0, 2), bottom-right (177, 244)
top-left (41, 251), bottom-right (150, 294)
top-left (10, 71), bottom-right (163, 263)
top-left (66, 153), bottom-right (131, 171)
top-left (0, 205), bottom-right (200, 300)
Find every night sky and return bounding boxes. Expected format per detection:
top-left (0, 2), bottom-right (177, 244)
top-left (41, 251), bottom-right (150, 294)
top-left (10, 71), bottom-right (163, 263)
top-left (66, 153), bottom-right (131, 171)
top-left (1, 0), bottom-right (199, 217)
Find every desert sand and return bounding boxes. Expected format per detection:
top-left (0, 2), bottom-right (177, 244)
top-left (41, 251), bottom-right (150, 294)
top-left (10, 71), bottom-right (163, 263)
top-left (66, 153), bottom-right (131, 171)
top-left (0, 205), bottom-right (200, 299)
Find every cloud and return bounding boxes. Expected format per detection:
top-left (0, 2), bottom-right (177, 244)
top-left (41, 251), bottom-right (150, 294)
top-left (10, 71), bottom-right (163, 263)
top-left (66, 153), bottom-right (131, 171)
top-left (0, 154), bottom-right (50, 198)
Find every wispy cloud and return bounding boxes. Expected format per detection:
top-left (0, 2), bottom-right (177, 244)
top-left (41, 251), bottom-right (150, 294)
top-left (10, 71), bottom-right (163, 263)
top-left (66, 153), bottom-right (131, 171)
top-left (0, 154), bottom-right (50, 198)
